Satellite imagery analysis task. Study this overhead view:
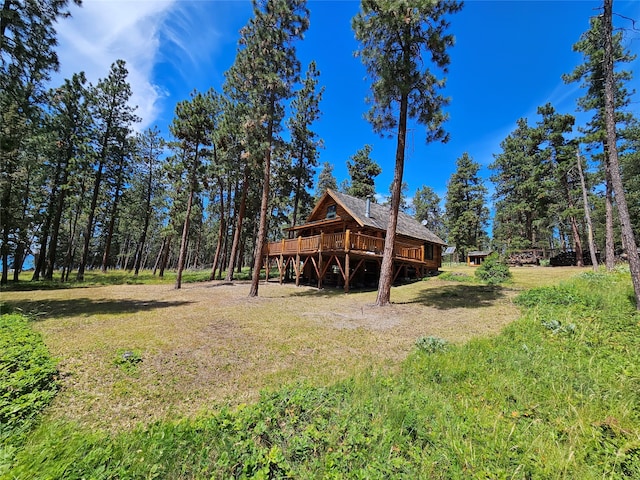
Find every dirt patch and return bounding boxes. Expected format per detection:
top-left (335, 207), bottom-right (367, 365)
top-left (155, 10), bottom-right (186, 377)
top-left (302, 303), bottom-right (401, 329)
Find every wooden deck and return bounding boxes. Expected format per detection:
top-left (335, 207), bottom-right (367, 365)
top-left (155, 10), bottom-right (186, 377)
top-left (266, 231), bottom-right (425, 262)
top-left (264, 230), bottom-right (439, 292)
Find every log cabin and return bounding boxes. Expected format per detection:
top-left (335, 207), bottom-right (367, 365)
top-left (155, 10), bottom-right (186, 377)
top-left (264, 189), bottom-right (446, 292)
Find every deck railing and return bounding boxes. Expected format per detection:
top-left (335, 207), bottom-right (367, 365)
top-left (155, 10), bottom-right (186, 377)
top-left (299, 236), bottom-right (320, 253)
top-left (395, 242), bottom-right (424, 261)
top-left (322, 232), bottom-right (344, 251)
top-left (348, 232), bottom-right (383, 254)
top-left (266, 230), bottom-right (425, 262)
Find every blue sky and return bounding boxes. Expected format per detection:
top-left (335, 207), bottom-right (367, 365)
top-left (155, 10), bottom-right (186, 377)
top-left (53, 0), bottom-right (640, 207)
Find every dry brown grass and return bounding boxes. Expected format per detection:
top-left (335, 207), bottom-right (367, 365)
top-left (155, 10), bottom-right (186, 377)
top-left (1, 265), bottom-right (587, 431)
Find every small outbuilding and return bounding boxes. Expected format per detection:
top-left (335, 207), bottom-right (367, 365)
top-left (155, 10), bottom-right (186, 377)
top-left (467, 250), bottom-right (492, 266)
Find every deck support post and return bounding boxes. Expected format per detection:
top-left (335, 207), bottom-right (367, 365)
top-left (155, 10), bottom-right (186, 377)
top-left (279, 255), bottom-right (284, 284)
top-left (344, 253), bottom-right (350, 293)
top-left (317, 233), bottom-right (324, 289)
top-left (294, 236), bottom-right (302, 286)
top-left (392, 264), bottom-right (403, 283)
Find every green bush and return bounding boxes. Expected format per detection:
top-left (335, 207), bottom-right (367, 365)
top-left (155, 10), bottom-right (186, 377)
top-left (0, 314), bottom-right (58, 438)
top-left (474, 253), bottom-right (512, 285)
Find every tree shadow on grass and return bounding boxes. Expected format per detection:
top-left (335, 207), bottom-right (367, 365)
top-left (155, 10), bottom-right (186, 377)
top-left (400, 284), bottom-right (509, 310)
top-left (1, 298), bottom-right (193, 320)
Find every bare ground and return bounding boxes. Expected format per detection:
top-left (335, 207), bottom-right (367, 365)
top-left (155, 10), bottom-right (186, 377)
top-left (2, 266), bottom-right (584, 431)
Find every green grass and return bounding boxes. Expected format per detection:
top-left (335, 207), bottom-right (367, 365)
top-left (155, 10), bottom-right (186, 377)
top-left (2, 269), bottom-right (639, 478)
top-left (0, 312), bottom-right (58, 447)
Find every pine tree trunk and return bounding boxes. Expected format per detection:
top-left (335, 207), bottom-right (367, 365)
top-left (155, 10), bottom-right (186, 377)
top-left (33, 159), bottom-right (60, 281)
top-left (63, 197), bottom-right (82, 282)
top-left (12, 241), bottom-right (24, 282)
top-left (249, 101), bottom-right (275, 298)
top-left (569, 216), bottom-right (584, 266)
top-left (226, 167), bottom-right (249, 281)
top-left (603, 0), bottom-right (640, 309)
top-left (190, 232), bottom-right (201, 269)
top-left (32, 206), bottom-right (51, 281)
top-left (152, 237), bottom-right (165, 275)
top-left (238, 236), bottom-right (245, 273)
top-left (210, 179), bottom-right (226, 280)
top-left (561, 172), bottom-right (583, 266)
top-left (175, 185), bottom-right (194, 289)
top-left (77, 159), bottom-right (105, 281)
top-left (291, 147), bottom-right (305, 230)
top-left (159, 236), bottom-right (172, 278)
top-left (376, 93), bottom-right (408, 306)
top-left (133, 162), bottom-right (153, 276)
top-left (605, 161), bottom-right (616, 270)
top-left (44, 147), bottom-right (73, 280)
top-left (0, 154), bottom-right (13, 285)
top-left (101, 178), bottom-right (123, 273)
top-left (45, 178), bottom-right (69, 280)
top-left (221, 180), bottom-right (233, 277)
top-left (576, 150), bottom-right (598, 270)
top-left (218, 231), bottom-right (228, 280)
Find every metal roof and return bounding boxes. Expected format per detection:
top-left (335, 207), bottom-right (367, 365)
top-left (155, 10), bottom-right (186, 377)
top-left (323, 189), bottom-right (447, 245)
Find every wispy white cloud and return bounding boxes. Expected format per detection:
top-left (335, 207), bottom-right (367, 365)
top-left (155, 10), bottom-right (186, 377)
top-left (53, 0), bottom-right (177, 130)
top-left (52, 1), bottom-right (250, 130)
top-left (159, 2), bottom-right (224, 74)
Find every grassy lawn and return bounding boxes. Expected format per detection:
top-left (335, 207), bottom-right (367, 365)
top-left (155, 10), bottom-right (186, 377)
top-left (1, 265), bottom-right (585, 431)
top-left (6, 264), bottom-right (637, 478)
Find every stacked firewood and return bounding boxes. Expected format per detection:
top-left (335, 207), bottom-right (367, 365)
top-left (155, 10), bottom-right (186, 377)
top-left (549, 251), bottom-right (577, 266)
top-left (549, 251), bottom-right (600, 266)
top-left (508, 251), bottom-right (541, 266)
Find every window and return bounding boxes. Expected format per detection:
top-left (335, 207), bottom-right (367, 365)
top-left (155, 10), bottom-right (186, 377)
top-left (425, 243), bottom-right (434, 260)
top-left (326, 204), bottom-right (337, 219)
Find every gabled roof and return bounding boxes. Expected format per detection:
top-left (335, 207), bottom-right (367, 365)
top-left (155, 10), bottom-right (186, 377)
top-left (312, 189), bottom-right (446, 245)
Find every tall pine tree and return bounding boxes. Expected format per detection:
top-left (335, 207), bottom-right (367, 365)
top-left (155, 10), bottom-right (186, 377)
top-left (169, 89), bottom-right (219, 289)
top-left (226, 0), bottom-right (309, 297)
top-left (352, 0), bottom-right (462, 306)
top-left (445, 153), bottom-right (489, 261)
top-left (130, 126), bottom-right (165, 276)
top-left (345, 144), bottom-right (381, 200)
top-left (1, 0), bottom-right (82, 283)
top-left (490, 118), bottom-right (549, 250)
top-left (601, 0), bottom-right (640, 309)
top-left (76, 60), bottom-right (139, 281)
top-left (315, 161), bottom-right (337, 199)
top-left (287, 61), bottom-right (324, 227)
top-left (537, 104), bottom-right (583, 264)
top-left (563, 5), bottom-right (636, 269)
top-left (412, 185), bottom-right (444, 239)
